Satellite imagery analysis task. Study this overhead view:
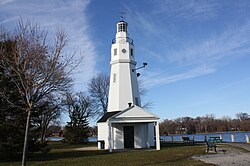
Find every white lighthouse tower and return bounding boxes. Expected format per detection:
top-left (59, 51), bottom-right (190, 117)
top-left (108, 20), bottom-right (141, 111)
top-left (97, 19), bottom-right (160, 152)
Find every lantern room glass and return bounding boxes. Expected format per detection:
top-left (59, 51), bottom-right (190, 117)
top-left (118, 22), bottom-right (127, 32)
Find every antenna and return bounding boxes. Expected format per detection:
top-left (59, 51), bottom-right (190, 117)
top-left (120, 11), bottom-right (126, 21)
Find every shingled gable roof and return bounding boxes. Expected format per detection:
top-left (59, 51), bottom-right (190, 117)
top-left (110, 105), bottom-right (160, 120)
top-left (97, 111), bottom-right (121, 123)
top-left (97, 105), bottom-right (159, 123)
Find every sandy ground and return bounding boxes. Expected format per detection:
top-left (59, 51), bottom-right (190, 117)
top-left (192, 143), bottom-right (250, 166)
top-left (74, 146), bottom-right (98, 151)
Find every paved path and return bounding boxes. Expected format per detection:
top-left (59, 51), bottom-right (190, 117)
top-left (192, 143), bottom-right (250, 166)
top-left (74, 146), bottom-right (98, 151)
top-left (226, 143), bottom-right (250, 152)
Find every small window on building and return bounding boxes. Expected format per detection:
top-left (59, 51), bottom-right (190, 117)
top-left (135, 97), bottom-right (139, 106)
top-left (130, 48), bottom-right (133, 56)
top-left (113, 73), bottom-right (116, 83)
top-left (114, 48), bottom-right (117, 56)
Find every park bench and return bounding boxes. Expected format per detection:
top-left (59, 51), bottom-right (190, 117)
top-left (205, 139), bottom-right (217, 153)
top-left (208, 136), bottom-right (222, 143)
top-left (182, 136), bottom-right (194, 144)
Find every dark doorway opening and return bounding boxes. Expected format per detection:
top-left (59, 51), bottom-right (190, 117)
top-left (124, 126), bottom-right (134, 148)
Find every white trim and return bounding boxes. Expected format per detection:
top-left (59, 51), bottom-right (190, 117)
top-left (146, 124), bottom-right (150, 148)
top-left (155, 121), bottom-right (160, 150)
top-left (108, 122), bottom-right (112, 152)
top-left (109, 119), bottom-right (158, 123)
top-left (111, 105), bottom-right (160, 119)
top-left (110, 59), bottom-right (137, 65)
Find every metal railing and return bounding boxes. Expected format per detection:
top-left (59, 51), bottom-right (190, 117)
top-left (112, 37), bottom-right (134, 45)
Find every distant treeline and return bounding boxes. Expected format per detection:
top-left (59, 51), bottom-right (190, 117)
top-left (159, 112), bottom-right (250, 135)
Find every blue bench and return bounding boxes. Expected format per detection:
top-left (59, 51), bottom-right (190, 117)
top-left (182, 136), bottom-right (194, 144)
top-left (205, 139), bottom-right (217, 153)
top-left (208, 136), bottom-right (222, 143)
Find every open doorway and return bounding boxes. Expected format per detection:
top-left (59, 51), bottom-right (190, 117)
top-left (123, 126), bottom-right (134, 148)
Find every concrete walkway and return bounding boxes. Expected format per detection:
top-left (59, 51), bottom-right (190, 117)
top-left (226, 143), bottom-right (250, 152)
top-left (192, 143), bottom-right (250, 166)
top-left (74, 146), bottom-right (98, 151)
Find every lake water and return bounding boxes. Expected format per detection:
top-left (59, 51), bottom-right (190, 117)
top-left (46, 131), bottom-right (250, 143)
top-left (46, 136), bottom-right (98, 142)
top-left (161, 131), bottom-right (250, 143)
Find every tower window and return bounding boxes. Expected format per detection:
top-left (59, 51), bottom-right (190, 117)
top-left (118, 22), bottom-right (127, 32)
top-left (114, 48), bottom-right (117, 56)
top-left (113, 73), bottom-right (116, 83)
top-left (130, 49), bottom-right (133, 56)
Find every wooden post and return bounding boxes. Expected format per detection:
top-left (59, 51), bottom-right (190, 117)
top-left (98, 141), bottom-right (101, 149)
top-left (108, 122), bottom-right (112, 152)
top-left (146, 124), bottom-right (150, 148)
top-left (246, 135), bottom-right (249, 143)
top-left (155, 121), bottom-right (160, 150)
top-left (231, 134), bottom-right (235, 142)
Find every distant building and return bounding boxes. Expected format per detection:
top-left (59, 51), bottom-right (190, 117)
top-left (97, 19), bottom-right (160, 152)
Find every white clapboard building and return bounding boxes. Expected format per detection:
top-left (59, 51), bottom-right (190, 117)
top-left (97, 19), bottom-right (160, 152)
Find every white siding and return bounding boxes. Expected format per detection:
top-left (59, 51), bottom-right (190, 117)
top-left (113, 124), bottom-right (124, 149)
top-left (148, 123), bottom-right (155, 146)
top-left (134, 124), bottom-right (147, 148)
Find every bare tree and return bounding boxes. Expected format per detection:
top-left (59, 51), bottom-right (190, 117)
top-left (159, 119), bottom-right (178, 135)
top-left (236, 112), bottom-right (249, 121)
top-left (236, 112), bottom-right (250, 131)
top-left (33, 96), bottom-right (62, 142)
top-left (181, 116), bottom-right (196, 134)
top-left (160, 113), bottom-right (250, 135)
top-left (0, 20), bottom-right (76, 166)
top-left (87, 74), bottom-right (153, 118)
top-left (64, 92), bottom-right (93, 125)
top-left (88, 73), bottom-right (109, 117)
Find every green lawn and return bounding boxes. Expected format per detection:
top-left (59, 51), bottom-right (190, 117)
top-left (0, 142), bottom-right (214, 166)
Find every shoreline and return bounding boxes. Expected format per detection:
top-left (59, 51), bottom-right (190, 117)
top-left (164, 131), bottom-right (250, 136)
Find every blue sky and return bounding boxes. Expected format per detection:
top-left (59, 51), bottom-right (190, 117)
top-left (1, 0), bottom-right (250, 123)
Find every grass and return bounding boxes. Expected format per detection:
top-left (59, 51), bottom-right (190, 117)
top-left (0, 142), bottom-right (214, 166)
top-left (48, 141), bottom-right (97, 151)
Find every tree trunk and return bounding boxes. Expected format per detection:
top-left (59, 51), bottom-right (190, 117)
top-left (41, 125), bottom-right (47, 142)
top-left (22, 109), bottom-right (31, 166)
top-left (41, 125), bottom-right (45, 141)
